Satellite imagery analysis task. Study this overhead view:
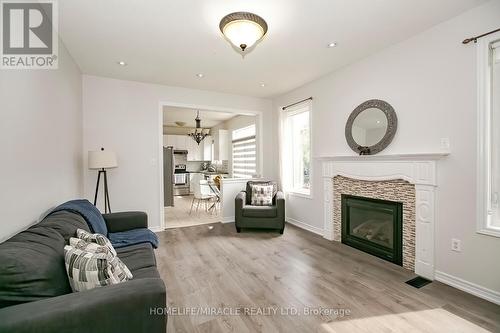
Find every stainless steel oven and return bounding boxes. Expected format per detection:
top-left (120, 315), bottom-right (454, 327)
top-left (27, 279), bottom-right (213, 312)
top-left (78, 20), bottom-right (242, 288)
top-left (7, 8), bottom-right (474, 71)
top-left (173, 164), bottom-right (190, 195)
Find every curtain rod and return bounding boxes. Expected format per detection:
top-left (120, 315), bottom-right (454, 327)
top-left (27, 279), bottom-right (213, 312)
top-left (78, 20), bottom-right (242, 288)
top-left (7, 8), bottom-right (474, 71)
top-left (462, 28), bottom-right (500, 44)
top-left (282, 97), bottom-right (313, 110)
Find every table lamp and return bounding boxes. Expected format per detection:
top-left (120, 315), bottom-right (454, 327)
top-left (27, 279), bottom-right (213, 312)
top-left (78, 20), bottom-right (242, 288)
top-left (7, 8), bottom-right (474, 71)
top-left (88, 147), bottom-right (118, 213)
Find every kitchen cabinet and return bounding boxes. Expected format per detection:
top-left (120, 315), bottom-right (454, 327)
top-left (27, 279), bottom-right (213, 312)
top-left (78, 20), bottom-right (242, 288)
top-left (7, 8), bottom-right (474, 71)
top-left (202, 135), bottom-right (213, 161)
top-left (165, 135), bottom-right (187, 150)
top-left (213, 129), bottom-right (229, 161)
top-left (186, 138), bottom-right (202, 161)
top-left (164, 135), bottom-right (174, 147)
top-left (165, 134), bottom-right (211, 161)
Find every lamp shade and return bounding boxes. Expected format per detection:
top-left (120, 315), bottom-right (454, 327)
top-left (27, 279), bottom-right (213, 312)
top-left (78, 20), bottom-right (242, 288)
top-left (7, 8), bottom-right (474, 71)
top-left (219, 12), bottom-right (268, 52)
top-left (88, 149), bottom-right (118, 170)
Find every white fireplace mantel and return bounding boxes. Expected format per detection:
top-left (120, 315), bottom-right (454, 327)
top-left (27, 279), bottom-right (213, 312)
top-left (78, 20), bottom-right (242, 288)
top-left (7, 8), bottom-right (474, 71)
top-left (320, 152), bottom-right (449, 280)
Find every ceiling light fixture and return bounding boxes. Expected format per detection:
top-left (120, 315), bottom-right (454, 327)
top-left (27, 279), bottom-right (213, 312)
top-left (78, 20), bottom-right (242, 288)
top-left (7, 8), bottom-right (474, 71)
top-left (327, 42), bottom-right (338, 48)
top-left (196, 73), bottom-right (204, 78)
top-left (188, 111), bottom-right (208, 145)
top-left (117, 61), bottom-right (127, 66)
top-left (219, 12), bottom-right (268, 53)
top-left (260, 83), bottom-right (266, 87)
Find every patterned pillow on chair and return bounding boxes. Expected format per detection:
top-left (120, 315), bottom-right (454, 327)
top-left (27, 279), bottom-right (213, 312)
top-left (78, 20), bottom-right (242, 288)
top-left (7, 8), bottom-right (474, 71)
top-left (251, 184), bottom-right (274, 206)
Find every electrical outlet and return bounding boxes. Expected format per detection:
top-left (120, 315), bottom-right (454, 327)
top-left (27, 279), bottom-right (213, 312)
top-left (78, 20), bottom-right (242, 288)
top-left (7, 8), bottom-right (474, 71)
top-left (440, 138), bottom-right (450, 150)
top-left (451, 238), bottom-right (461, 252)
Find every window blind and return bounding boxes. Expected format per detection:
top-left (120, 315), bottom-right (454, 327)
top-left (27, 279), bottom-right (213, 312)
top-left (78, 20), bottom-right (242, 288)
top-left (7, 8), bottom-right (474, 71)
top-left (232, 136), bottom-right (256, 178)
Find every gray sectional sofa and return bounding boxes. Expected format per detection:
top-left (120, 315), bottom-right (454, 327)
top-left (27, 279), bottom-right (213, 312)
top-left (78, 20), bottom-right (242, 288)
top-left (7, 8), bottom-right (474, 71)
top-left (0, 210), bottom-right (166, 333)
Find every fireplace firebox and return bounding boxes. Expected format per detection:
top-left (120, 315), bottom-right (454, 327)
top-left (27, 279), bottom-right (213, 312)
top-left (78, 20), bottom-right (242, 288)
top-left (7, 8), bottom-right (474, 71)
top-left (341, 195), bottom-right (402, 265)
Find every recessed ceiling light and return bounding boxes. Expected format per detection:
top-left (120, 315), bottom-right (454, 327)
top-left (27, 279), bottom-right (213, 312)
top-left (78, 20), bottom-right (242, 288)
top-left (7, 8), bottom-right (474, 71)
top-left (260, 83), bottom-right (266, 87)
top-left (117, 61), bottom-right (127, 66)
top-left (196, 73), bottom-right (204, 78)
top-left (327, 42), bottom-right (338, 48)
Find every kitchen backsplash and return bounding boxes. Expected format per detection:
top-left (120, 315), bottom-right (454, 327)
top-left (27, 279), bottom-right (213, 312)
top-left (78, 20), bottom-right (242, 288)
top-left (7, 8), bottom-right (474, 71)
top-left (212, 160), bottom-right (229, 173)
top-left (186, 160), bottom-right (229, 173)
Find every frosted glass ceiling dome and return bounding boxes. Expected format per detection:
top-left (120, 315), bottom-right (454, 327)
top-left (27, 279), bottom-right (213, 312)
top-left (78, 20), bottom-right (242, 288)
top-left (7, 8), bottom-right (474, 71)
top-left (219, 12), bottom-right (268, 53)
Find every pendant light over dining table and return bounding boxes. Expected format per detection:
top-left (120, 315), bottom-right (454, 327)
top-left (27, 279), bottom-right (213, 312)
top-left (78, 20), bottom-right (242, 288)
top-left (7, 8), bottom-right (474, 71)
top-left (219, 12), bottom-right (268, 53)
top-left (188, 111), bottom-right (209, 145)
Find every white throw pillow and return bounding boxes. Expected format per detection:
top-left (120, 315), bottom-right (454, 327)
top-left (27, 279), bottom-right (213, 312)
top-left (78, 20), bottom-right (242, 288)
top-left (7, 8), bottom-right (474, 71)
top-left (251, 184), bottom-right (274, 206)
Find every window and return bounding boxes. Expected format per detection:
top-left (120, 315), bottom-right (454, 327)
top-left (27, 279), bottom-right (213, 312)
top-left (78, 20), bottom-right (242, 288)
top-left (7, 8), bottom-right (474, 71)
top-left (477, 33), bottom-right (500, 237)
top-left (232, 125), bottom-right (256, 179)
top-left (281, 101), bottom-right (311, 196)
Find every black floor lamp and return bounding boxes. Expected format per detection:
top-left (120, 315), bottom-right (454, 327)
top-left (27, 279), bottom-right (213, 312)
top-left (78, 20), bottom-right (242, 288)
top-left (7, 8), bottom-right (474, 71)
top-left (88, 148), bottom-right (118, 213)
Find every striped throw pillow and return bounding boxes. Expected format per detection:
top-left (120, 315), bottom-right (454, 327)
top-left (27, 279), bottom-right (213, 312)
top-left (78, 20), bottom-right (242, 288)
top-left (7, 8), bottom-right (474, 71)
top-left (76, 228), bottom-right (117, 256)
top-left (64, 245), bottom-right (123, 292)
top-left (251, 184), bottom-right (274, 206)
top-left (69, 237), bottom-right (133, 281)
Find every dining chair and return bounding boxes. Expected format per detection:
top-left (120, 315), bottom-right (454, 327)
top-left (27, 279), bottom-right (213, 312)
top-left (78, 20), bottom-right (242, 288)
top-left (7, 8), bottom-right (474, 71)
top-left (190, 177), bottom-right (217, 215)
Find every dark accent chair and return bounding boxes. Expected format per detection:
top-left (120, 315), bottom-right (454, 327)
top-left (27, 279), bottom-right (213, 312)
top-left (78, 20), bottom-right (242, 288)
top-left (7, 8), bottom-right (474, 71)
top-left (235, 181), bottom-right (285, 234)
top-left (0, 210), bottom-right (166, 333)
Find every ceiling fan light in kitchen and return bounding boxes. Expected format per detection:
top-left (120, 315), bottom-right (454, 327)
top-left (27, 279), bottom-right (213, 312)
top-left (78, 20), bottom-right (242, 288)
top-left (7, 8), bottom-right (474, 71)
top-left (188, 111), bottom-right (208, 145)
top-left (219, 12), bottom-right (268, 52)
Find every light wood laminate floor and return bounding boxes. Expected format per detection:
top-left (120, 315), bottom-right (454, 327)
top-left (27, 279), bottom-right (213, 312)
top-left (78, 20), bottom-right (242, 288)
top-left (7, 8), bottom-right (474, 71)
top-left (165, 195), bottom-right (220, 229)
top-left (156, 223), bottom-right (500, 333)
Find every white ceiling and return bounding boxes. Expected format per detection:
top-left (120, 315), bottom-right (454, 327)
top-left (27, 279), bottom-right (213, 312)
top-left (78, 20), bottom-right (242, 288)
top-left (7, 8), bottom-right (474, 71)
top-left (163, 106), bottom-right (236, 127)
top-left (59, 0), bottom-right (486, 98)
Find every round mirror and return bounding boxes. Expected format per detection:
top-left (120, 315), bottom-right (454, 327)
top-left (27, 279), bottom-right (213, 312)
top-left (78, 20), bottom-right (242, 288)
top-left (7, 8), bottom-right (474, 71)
top-left (345, 100), bottom-right (397, 155)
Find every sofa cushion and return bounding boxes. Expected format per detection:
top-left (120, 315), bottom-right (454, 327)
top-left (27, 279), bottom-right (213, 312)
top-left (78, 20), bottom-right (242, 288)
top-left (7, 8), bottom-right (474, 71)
top-left (116, 243), bottom-right (157, 274)
top-left (242, 205), bottom-right (278, 218)
top-left (245, 181), bottom-right (278, 205)
top-left (37, 211), bottom-right (90, 242)
top-left (131, 266), bottom-right (161, 279)
top-left (0, 226), bottom-right (72, 308)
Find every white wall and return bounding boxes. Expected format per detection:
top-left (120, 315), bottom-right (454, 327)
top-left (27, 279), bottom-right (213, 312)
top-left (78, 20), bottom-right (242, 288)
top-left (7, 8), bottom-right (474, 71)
top-left (0, 43), bottom-right (83, 241)
top-left (82, 76), bottom-right (272, 230)
top-left (272, 1), bottom-right (500, 294)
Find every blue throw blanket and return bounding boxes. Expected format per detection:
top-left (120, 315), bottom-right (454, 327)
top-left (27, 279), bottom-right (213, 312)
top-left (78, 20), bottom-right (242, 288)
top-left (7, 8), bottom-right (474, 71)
top-left (108, 229), bottom-right (159, 249)
top-left (50, 199), bottom-right (158, 248)
top-left (51, 199), bottom-right (108, 235)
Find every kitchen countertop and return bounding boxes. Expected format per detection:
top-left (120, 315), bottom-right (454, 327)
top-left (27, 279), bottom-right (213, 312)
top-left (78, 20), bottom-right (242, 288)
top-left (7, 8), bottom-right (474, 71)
top-left (187, 171), bottom-right (229, 175)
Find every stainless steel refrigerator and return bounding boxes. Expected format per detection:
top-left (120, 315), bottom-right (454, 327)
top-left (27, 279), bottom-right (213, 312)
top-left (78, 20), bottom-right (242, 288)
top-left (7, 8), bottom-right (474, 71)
top-left (163, 146), bottom-right (174, 207)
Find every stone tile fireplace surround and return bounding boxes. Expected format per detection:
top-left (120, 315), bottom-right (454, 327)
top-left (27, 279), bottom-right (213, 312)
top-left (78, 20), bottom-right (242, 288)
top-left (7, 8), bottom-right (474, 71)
top-left (334, 176), bottom-right (416, 270)
top-left (321, 153), bottom-right (448, 280)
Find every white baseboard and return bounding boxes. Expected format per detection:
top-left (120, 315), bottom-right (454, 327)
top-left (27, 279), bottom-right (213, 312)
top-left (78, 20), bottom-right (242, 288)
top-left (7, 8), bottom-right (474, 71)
top-left (286, 217), bottom-right (324, 236)
top-left (435, 270), bottom-right (500, 305)
top-left (222, 216), bottom-right (235, 223)
top-left (149, 226), bottom-right (164, 232)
